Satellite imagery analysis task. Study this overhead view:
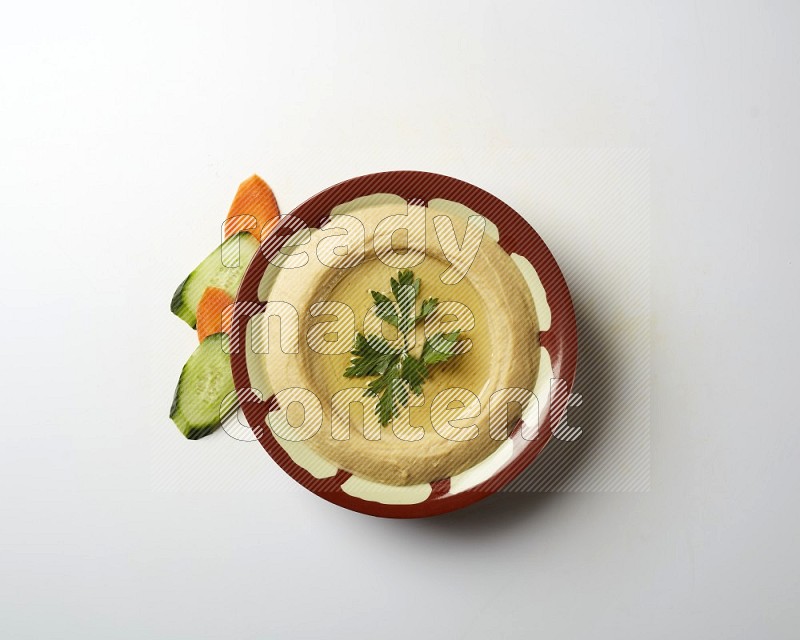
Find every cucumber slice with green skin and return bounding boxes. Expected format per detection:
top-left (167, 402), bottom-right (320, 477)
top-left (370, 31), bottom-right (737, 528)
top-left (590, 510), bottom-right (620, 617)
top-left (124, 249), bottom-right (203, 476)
top-left (170, 333), bottom-right (237, 439)
top-left (171, 231), bottom-right (260, 329)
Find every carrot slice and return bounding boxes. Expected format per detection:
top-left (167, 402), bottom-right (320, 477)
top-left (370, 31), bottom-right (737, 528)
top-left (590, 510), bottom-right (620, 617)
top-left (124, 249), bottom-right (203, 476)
top-left (223, 174), bottom-right (280, 240)
top-left (196, 287), bottom-right (234, 342)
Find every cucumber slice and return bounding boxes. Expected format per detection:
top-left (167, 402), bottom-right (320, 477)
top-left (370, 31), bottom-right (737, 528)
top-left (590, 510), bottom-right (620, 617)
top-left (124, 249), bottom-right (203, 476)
top-left (170, 333), bottom-right (237, 439)
top-left (171, 232), bottom-right (260, 328)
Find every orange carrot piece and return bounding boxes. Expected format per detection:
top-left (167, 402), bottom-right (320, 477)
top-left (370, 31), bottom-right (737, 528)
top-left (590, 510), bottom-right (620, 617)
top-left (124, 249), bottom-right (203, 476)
top-left (196, 287), bottom-right (234, 342)
top-left (223, 174), bottom-right (280, 240)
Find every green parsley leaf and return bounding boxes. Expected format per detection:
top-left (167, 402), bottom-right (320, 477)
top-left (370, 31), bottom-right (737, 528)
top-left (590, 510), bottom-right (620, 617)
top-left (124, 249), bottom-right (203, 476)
top-left (344, 334), bottom-right (402, 378)
top-left (391, 269), bottom-right (419, 335)
top-left (370, 290), bottom-right (399, 327)
top-left (401, 356), bottom-right (428, 395)
top-left (344, 271), bottom-right (463, 426)
top-left (365, 359), bottom-right (403, 426)
top-left (417, 297), bottom-right (439, 321)
top-left (422, 331), bottom-right (461, 365)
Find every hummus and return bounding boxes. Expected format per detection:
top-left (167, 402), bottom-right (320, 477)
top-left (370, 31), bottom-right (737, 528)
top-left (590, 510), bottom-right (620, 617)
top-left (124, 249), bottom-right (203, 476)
top-left (259, 195), bottom-right (540, 486)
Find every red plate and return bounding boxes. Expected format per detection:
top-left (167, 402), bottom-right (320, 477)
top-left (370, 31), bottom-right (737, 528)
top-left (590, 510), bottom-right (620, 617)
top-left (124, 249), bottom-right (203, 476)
top-left (230, 171), bottom-right (577, 517)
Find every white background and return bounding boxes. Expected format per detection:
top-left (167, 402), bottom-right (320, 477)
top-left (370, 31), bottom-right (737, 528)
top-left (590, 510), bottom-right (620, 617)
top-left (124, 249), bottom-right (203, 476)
top-left (1, 1), bottom-right (798, 638)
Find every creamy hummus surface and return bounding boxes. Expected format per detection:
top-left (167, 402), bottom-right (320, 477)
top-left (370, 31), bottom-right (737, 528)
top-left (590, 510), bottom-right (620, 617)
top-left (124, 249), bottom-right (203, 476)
top-left (259, 196), bottom-right (540, 486)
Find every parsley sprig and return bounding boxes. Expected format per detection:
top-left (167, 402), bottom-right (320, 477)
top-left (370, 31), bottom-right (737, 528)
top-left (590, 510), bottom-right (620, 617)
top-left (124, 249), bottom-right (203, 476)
top-left (344, 270), bottom-right (461, 426)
